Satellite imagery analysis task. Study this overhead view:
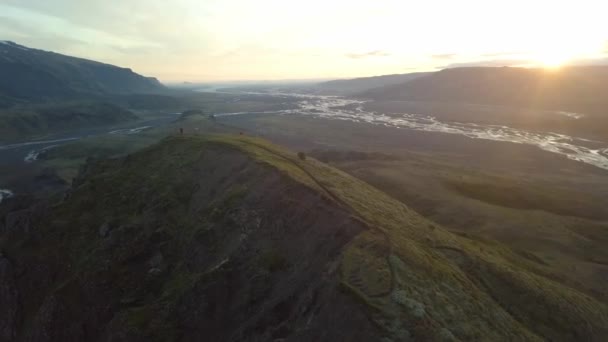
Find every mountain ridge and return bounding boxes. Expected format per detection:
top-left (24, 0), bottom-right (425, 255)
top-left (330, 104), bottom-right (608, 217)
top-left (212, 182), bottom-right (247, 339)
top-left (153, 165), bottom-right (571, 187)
top-left (360, 66), bottom-right (608, 116)
top-left (0, 41), bottom-right (165, 104)
top-left (1, 134), bottom-right (606, 341)
top-left (311, 72), bottom-right (431, 95)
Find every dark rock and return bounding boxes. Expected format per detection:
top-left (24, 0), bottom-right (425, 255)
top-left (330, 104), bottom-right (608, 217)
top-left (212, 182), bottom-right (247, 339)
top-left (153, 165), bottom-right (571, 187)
top-left (0, 194), bottom-right (36, 219)
top-left (147, 252), bottom-right (164, 269)
top-left (147, 268), bottom-right (162, 276)
top-left (4, 209), bottom-right (32, 235)
top-left (1, 200), bottom-right (49, 236)
top-left (34, 169), bottom-right (68, 190)
top-left (119, 297), bottom-right (137, 305)
top-left (99, 222), bottom-right (111, 238)
top-left (0, 256), bottom-right (19, 342)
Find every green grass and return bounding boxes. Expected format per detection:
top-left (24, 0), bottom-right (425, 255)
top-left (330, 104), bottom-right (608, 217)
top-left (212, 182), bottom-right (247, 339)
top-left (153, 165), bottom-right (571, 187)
top-left (341, 231), bottom-right (392, 297)
top-left (181, 134), bottom-right (608, 341)
top-left (0, 102), bottom-right (137, 142)
top-left (444, 176), bottom-right (608, 220)
top-left (258, 248), bottom-right (288, 272)
top-left (40, 133), bottom-right (165, 182)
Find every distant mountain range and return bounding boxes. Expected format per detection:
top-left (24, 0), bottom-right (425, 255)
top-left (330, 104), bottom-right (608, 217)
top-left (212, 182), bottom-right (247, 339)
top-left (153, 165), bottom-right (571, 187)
top-left (0, 41), bottom-right (164, 106)
top-left (359, 66), bottom-right (608, 116)
top-left (310, 72), bottom-right (431, 95)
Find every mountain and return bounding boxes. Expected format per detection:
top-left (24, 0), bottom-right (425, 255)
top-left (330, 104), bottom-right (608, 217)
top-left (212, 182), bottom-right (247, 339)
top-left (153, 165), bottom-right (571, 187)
top-left (311, 72), bottom-right (431, 95)
top-left (0, 41), bottom-right (174, 142)
top-left (1, 135), bottom-right (606, 341)
top-left (361, 66), bottom-right (608, 116)
top-left (0, 41), bottom-right (165, 104)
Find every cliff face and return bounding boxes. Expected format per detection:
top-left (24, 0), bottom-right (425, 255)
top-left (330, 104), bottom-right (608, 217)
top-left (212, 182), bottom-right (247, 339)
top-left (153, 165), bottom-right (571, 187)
top-left (0, 136), bottom-right (377, 341)
top-left (1, 135), bottom-right (607, 341)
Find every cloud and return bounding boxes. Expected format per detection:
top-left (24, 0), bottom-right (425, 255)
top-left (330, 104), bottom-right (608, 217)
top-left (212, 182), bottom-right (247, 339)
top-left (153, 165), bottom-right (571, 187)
top-left (346, 50), bottom-right (390, 59)
top-left (2, 0), bottom-right (607, 81)
top-left (0, 1), bottom-right (206, 55)
top-left (431, 53), bottom-right (457, 59)
top-left (110, 45), bottom-right (163, 55)
top-left (217, 44), bottom-right (278, 59)
top-left (441, 59), bottom-right (529, 69)
top-left (481, 51), bottom-right (520, 57)
top-left (0, 15), bottom-right (89, 51)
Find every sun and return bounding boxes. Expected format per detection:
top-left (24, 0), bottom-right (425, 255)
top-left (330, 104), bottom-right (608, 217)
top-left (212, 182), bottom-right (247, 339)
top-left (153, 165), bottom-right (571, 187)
top-left (529, 38), bottom-right (604, 69)
top-left (530, 44), bottom-right (581, 69)
top-left (532, 51), bottom-right (573, 69)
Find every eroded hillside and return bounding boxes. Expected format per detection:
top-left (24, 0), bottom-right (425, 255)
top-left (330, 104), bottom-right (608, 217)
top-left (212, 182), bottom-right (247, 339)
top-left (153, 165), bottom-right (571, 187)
top-left (1, 135), bottom-right (606, 341)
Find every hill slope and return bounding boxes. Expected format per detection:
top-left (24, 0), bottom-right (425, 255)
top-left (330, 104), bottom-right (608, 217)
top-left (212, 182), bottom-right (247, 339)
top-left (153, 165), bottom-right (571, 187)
top-left (362, 66), bottom-right (608, 116)
top-left (0, 102), bottom-right (137, 142)
top-left (1, 135), bottom-right (607, 341)
top-left (313, 72), bottom-right (430, 95)
top-left (0, 41), bottom-right (164, 104)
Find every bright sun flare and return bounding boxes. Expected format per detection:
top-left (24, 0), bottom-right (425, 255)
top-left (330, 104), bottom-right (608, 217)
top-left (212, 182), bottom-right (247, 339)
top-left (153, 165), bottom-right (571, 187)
top-left (536, 54), bottom-right (570, 68)
top-left (531, 38), bottom-right (604, 69)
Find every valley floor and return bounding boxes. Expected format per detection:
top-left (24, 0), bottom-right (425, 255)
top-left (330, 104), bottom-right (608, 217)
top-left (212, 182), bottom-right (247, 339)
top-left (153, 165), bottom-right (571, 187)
top-left (3, 90), bottom-right (608, 337)
top-left (177, 95), bottom-right (608, 306)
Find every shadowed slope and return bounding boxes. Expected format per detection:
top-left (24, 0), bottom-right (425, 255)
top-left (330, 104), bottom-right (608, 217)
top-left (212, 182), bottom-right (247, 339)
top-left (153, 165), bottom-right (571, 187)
top-left (1, 135), bottom-right (606, 341)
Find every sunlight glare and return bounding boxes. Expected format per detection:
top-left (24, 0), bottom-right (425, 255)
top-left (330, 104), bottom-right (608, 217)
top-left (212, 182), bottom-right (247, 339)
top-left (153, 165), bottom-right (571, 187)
top-left (535, 52), bottom-right (570, 69)
top-left (529, 37), bottom-right (604, 70)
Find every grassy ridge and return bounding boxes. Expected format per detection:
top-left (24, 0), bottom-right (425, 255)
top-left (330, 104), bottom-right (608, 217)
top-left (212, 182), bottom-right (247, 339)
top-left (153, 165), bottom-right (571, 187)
top-left (7, 134), bottom-right (606, 340)
top-left (197, 134), bottom-right (608, 341)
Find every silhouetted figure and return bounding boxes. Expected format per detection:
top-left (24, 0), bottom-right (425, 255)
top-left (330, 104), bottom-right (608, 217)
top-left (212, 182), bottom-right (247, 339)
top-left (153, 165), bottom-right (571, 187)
top-left (179, 128), bottom-right (183, 135)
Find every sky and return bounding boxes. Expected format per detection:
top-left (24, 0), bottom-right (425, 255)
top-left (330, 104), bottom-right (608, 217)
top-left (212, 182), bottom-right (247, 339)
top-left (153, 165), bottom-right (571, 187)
top-left (1, 0), bottom-right (607, 82)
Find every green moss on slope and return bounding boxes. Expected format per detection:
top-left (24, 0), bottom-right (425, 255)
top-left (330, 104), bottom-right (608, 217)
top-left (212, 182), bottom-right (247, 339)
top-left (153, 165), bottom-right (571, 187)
top-left (5, 134), bottom-right (606, 341)
top-left (189, 134), bottom-right (608, 341)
